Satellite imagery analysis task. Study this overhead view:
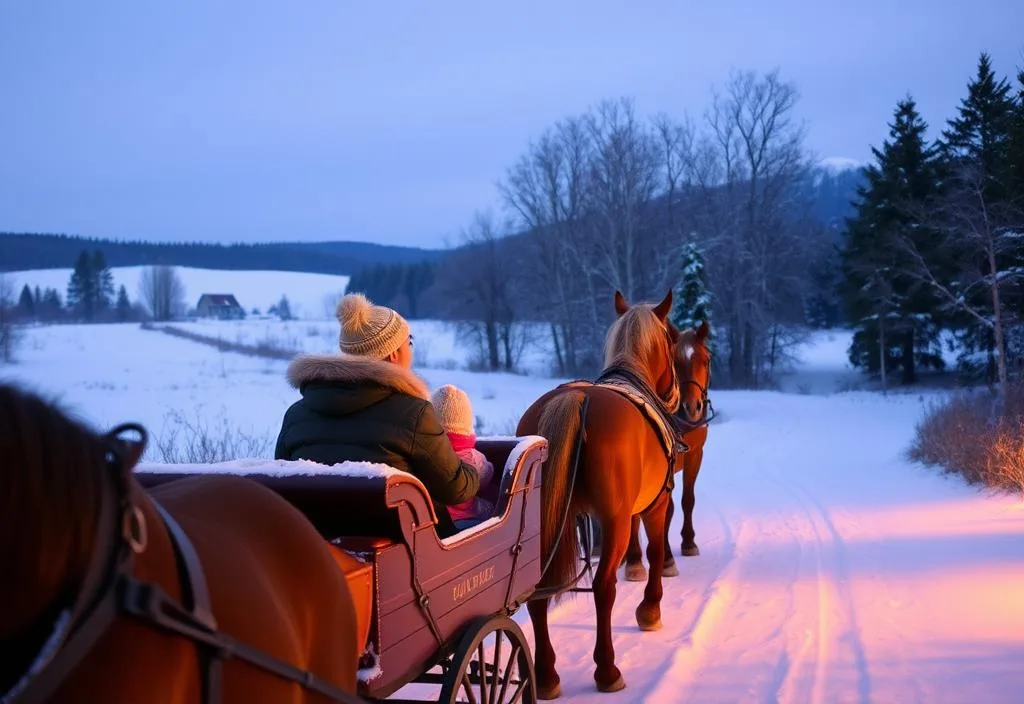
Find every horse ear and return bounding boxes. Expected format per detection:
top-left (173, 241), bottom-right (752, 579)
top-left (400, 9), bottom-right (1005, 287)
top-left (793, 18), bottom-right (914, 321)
top-left (614, 290), bottom-right (629, 316)
top-left (697, 320), bottom-right (710, 341)
top-left (106, 422), bottom-right (148, 475)
top-left (121, 437), bottom-right (146, 472)
top-left (652, 290), bottom-right (672, 320)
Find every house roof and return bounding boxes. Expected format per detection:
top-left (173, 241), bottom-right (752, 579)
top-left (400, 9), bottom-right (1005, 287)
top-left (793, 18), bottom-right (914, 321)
top-left (197, 294), bottom-right (242, 307)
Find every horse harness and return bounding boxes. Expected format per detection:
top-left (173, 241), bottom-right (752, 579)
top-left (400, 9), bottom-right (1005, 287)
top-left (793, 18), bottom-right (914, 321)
top-left (4, 424), bottom-right (366, 704)
top-left (673, 366), bottom-right (715, 432)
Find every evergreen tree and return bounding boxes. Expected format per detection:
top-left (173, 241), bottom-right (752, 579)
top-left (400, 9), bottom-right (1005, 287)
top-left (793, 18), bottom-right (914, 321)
top-left (941, 53), bottom-right (1015, 193)
top-left (67, 249), bottom-right (97, 321)
top-left (38, 288), bottom-right (62, 322)
top-left (937, 53), bottom-right (1020, 384)
top-left (67, 248), bottom-right (115, 321)
top-left (93, 250), bottom-right (115, 312)
top-left (17, 284), bottom-right (35, 319)
top-left (671, 242), bottom-right (714, 353)
top-left (841, 97), bottom-right (947, 384)
top-left (116, 285), bottom-right (132, 322)
top-left (275, 294), bottom-right (293, 320)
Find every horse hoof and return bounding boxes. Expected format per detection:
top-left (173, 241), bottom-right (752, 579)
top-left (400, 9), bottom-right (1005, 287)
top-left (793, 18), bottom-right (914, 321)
top-left (597, 674), bottom-right (626, 693)
top-left (624, 563), bottom-right (647, 582)
top-left (681, 544), bottom-right (700, 557)
top-left (537, 682), bottom-right (562, 700)
top-left (635, 604), bottom-right (662, 631)
top-left (638, 617), bottom-right (662, 632)
top-left (662, 561), bottom-right (679, 577)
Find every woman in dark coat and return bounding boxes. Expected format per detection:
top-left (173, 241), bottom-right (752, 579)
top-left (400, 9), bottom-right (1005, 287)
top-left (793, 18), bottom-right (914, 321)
top-left (275, 293), bottom-right (481, 537)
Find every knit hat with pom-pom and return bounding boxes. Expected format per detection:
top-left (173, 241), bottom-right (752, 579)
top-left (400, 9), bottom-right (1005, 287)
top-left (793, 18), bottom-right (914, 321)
top-left (431, 384), bottom-right (475, 437)
top-left (336, 292), bottom-right (410, 360)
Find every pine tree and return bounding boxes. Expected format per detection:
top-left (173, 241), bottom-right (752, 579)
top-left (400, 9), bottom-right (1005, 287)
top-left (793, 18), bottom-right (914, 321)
top-left (276, 294), bottom-right (293, 320)
top-left (116, 285), bottom-right (132, 322)
top-left (17, 284), bottom-right (35, 319)
top-left (66, 248), bottom-right (115, 322)
top-left (941, 53), bottom-right (1015, 193)
top-left (41, 288), bottom-right (62, 321)
top-left (671, 242), bottom-right (714, 352)
top-left (67, 249), bottom-right (96, 321)
top-left (92, 250), bottom-right (115, 312)
top-left (841, 97), bottom-right (946, 385)
top-left (934, 53), bottom-right (1021, 389)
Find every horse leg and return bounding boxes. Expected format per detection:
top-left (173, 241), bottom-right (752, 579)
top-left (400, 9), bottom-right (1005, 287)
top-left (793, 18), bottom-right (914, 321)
top-left (636, 489), bottom-right (669, 631)
top-left (592, 515), bottom-right (630, 693)
top-left (623, 515), bottom-right (647, 582)
top-left (680, 448), bottom-right (703, 557)
top-left (662, 475), bottom-right (679, 576)
top-left (528, 598), bottom-right (561, 700)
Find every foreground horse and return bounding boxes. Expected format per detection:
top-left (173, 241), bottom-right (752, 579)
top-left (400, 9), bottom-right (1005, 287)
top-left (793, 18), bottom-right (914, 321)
top-left (516, 290), bottom-right (683, 698)
top-left (0, 383), bottom-right (361, 703)
top-left (624, 320), bottom-right (713, 581)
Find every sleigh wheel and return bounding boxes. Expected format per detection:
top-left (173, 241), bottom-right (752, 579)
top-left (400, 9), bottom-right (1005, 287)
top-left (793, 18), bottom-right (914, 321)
top-left (439, 615), bottom-right (536, 704)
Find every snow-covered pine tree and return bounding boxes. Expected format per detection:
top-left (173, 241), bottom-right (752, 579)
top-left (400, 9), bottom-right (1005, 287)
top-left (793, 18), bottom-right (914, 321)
top-left (671, 242), bottom-right (713, 352)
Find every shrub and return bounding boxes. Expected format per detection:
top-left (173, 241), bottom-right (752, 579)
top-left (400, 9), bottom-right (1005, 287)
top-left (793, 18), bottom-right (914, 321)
top-left (155, 409), bottom-right (272, 464)
top-left (909, 382), bottom-right (1024, 494)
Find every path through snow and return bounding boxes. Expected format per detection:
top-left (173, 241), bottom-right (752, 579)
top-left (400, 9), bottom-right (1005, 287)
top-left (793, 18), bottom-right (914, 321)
top-left (520, 391), bottom-right (1024, 703)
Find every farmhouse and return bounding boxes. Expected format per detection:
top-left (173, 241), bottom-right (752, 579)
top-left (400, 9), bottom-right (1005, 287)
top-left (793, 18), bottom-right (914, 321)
top-left (194, 293), bottom-right (245, 320)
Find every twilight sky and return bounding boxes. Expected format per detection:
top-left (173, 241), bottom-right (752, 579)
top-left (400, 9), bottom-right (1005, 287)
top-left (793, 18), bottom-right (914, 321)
top-left (1, 0), bottom-right (1021, 248)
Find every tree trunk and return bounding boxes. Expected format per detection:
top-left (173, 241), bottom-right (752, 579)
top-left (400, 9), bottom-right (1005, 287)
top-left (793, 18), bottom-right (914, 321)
top-left (879, 317), bottom-right (888, 394)
top-left (550, 324), bottom-right (565, 375)
top-left (988, 248), bottom-right (1009, 403)
top-left (901, 328), bottom-right (917, 385)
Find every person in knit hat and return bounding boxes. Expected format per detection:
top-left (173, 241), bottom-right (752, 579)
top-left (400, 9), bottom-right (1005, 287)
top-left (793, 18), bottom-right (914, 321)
top-left (274, 293), bottom-right (481, 538)
top-left (431, 385), bottom-right (495, 530)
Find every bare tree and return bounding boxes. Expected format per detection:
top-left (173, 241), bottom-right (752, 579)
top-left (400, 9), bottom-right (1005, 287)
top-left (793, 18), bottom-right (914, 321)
top-left (896, 163), bottom-right (1024, 399)
top-left (139, 265), bottom-right (186, 322)
top-left (694, 68), bottom-right (813, 387)
top-left (499, 117), bottom-right (597, 373)
top-left (435, 211), bottom-right (527, 372)
top-left (582, 98), bottom-right (664, 301)
top-left (0, 273), bottom-right (20, 363)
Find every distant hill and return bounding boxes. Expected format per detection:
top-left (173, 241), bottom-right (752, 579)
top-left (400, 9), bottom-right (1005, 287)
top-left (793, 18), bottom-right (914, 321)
top-left (0, 232), bottom-right (447, 275)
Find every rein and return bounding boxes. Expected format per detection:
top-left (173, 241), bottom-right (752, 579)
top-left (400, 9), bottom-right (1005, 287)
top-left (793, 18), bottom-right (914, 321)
top-left (4, 424), bottom-right (366, 704)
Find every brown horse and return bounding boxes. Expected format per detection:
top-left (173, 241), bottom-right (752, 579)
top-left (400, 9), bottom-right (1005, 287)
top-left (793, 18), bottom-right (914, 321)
top-left (0, 383), bottom-right (363, 704)
top-left (623, 320), bottom-right (713, 582)
top-left (516, 290), bottom-right (683, 699)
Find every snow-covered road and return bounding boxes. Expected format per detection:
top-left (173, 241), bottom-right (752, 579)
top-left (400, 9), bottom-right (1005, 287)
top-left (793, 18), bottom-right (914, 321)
top-left (527, 391), bottom-right (1024, 703)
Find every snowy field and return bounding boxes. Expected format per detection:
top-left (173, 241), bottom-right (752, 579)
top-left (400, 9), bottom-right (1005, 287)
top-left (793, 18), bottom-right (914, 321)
top-left (2, 320), bottom-right (1023, 702)
top-left (158, 317), bottom-right (558, 375)
top-left (5, 265), bottom-right (351, 320)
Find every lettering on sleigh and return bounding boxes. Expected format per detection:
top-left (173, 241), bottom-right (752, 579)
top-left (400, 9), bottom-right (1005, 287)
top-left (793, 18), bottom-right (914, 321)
top-left (452, 565), bottom-right (496, 602)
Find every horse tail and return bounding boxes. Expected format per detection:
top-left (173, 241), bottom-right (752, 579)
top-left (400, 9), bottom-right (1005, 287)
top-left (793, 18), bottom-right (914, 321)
top-left (537, 389), bottom-right (586, 597)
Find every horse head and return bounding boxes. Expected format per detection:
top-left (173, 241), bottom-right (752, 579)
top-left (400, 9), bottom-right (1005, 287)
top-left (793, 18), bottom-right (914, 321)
top-left (674, 320), bottom-right (712, 426)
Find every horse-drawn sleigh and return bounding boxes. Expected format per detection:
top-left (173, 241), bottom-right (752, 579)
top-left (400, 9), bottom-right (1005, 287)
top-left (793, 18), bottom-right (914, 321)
top-left (1, 289), bottom-right (712, 704)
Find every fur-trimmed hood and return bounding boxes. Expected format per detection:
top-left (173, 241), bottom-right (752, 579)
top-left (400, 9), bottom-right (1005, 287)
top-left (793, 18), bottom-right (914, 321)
top-left (286, 354), bottom-right (430, 401)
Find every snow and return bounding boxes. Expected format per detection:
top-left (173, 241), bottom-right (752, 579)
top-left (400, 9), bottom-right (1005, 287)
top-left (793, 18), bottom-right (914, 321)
top-left (2, 312), bottom-right (1023, 702)
top-left (4, 265), bottom-right (350, 320)
top-left (500, 434), bottom-right (546, 477)
top-left (145, 317), bottom-right (557, 375)
top-left (136, 457), bottom-right (413, 479)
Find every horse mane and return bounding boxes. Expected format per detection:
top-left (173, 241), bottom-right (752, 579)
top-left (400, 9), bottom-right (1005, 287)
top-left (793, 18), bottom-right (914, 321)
top-left (0, 383), bottom-right (106, 639)
top-left (604, 304), bottom-right (672, 390)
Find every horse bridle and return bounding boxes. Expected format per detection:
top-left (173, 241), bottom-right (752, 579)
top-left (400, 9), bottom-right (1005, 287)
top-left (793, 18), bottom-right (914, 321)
top-left (673, 350), bottom-right (715, 433)
top-left (4, 424), bottom-right (366, 704)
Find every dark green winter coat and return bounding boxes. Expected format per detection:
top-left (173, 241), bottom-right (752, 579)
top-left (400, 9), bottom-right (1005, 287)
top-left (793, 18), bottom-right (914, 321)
top-left (274, 354), bottom-right (480, 537)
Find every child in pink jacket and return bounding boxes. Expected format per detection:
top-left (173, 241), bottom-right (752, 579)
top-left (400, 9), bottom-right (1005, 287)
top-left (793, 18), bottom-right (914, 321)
top-left (431, 384), bottom-right (495, 530)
